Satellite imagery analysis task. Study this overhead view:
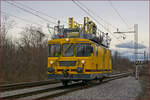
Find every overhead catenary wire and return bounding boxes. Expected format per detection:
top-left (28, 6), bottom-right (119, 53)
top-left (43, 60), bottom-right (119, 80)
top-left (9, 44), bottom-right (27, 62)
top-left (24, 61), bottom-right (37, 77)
top-left (72, 0), bottom-right (123, 42)
top-left (13, 1), bottom-right (57, 20)
top-left (2, 11), bottom-right (54, 38)
top-left (76, 0), bottom-right (125, 41)
top-left (76, 0), bottom-right (118, 30)
top-left (108, 0), bottom-right (130, 29)
top-left (76, 0), bottom-right (132, 43)
top-left (12, 1), bottom-right (68, 25)
top-left (2, 11), bottom-right (43, 27)
top-left (72, 0), bottom-right (124, 43)
top-left (6, 1), bottom-right (57, 25)
top-left (2, 11), bottom-right (54, 30)
top-left (72, 0), bottom-right (108, 32)
top-left (4, 0), bottom-right (126, 43)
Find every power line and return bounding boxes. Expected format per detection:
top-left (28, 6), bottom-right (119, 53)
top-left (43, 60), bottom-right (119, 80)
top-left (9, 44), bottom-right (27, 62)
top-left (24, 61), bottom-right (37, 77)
top-left (6, 1), bottom-right (57, 25)
top-left (14, 1), bottom-right (57, 20)
top-left (2, 11), bottom-right (43, 27)
top-left (76, 0), bottom-right (118, 30)
top-left (72, 0), bottom-right (107, 32)
top-left (13, 1), bottom-right (68, 25)
top-left (13, 1), bottom-right (56, 20)
top-left (108, 0), bottom-right (129, 28)
top-left (2, 11), bottom-right (54, 38)
top-left (76, 0), bottom-right (125, 42)
top-left (2, 11), bottom-right (54, 29)
top-left (72, 0), bottom-right (124, 43)
top-left (72, 0), bottom-right (121, 42)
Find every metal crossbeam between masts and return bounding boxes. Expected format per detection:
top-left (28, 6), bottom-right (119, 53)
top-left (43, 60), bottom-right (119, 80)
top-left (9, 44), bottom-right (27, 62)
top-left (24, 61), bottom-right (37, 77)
top-left (113, 24), bottom-right (139, 80)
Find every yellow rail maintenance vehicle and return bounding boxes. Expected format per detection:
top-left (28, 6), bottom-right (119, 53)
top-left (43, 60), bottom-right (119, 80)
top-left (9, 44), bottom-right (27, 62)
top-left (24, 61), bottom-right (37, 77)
top-left (47, 17), bottom-right (112, 86)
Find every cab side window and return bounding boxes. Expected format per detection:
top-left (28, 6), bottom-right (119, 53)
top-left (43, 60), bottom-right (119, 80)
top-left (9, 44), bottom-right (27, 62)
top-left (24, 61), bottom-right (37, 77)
top-left (96, 46), bottom-right (98, 56)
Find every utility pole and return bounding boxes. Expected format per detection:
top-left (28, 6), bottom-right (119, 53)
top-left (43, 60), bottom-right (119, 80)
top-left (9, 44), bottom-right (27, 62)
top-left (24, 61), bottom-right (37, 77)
top-left (114, 24), bottom-right (139, 79)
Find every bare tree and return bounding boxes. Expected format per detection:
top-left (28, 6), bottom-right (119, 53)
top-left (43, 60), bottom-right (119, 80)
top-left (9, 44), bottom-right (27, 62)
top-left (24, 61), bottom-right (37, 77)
top-left (1, 16), bottom-right (48, 84)
top-left (1, 16), bottom-right (17, 84)
top-left (15, 26), bottom-right (48, 82)
top-left (1, 15), bottom-right (15, 46)
top-left (112, 51), bottom-right (134, 72)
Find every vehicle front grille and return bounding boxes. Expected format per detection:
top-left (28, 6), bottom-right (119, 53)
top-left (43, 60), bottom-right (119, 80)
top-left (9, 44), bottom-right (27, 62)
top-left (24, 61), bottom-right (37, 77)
top-left (59, 61), bottom-right (76, 66)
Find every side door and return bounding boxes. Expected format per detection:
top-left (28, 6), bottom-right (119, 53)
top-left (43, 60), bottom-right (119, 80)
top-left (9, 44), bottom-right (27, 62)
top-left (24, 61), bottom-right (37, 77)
top-left (95, 46), bottom-right (98, 71)
top-left (97, 46), bottom-right (103, 71)
top-left (103, 48), bottom-right (106, 70)
top-left (90, 44), bottom-right (97, 71)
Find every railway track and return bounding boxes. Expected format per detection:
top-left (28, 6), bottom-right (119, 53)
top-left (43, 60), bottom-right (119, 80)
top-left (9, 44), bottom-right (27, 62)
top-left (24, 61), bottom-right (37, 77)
top-left (0, 72), bottom-right (134, 99)
top-left (0, 80), bottom-right (60, 92)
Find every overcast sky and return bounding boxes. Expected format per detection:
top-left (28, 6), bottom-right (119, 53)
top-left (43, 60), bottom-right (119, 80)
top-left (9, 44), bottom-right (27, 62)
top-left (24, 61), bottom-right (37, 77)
top-left (1, 0), bottom-right (149, 59)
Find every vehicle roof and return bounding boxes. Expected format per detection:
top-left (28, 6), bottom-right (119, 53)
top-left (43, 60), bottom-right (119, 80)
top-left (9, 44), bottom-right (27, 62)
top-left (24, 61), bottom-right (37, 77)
top-left (48, 38), bottom-right (92, 44)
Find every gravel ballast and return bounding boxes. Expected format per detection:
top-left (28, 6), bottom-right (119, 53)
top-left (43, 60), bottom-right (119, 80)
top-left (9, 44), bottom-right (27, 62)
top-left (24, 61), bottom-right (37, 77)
top-left (54, 76), bottom-right (142, 99)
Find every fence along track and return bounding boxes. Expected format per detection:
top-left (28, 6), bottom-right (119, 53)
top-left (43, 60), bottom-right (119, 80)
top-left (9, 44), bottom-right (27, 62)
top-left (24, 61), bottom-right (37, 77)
top-left (0, 72), bottom-right (133, 99)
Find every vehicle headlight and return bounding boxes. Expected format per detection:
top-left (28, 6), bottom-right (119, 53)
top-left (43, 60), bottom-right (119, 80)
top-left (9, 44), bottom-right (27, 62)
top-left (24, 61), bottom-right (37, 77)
top-left (77, 67), bottom-right (83, 73)
top-left (48, 67), bottom-right (54, 73)
top-left (66, 38), bottom-right (69, 42)
top-left (50, 61), bottom-right (54, 64)
top-left (81, 60), bottom-right (85, 64)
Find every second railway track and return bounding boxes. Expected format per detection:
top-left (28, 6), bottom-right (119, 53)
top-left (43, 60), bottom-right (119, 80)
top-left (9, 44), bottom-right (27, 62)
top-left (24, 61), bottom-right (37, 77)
top-left (0, 80), bottom-right (60, 92)
top-left (0, 72), bottom-right (134, 99)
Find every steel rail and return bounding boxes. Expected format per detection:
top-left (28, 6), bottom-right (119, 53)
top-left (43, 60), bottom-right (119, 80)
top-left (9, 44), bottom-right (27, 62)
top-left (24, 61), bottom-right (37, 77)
top-left (0, 72), bottom-right (133, 99)
top-left (0, 80), bottom-right (60, 92)
top-left (35, 72), bottom-right (134, 99)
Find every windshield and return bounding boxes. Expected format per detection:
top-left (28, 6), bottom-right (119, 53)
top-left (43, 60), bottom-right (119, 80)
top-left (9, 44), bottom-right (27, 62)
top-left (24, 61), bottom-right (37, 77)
top-left (75, 43), bottom-right (92, 57)
top-left (62, 44), bottom-right (74, 57)
top-left (48, 44), bottom-right (60, 57)
top-left (48, 43), bottom-right (92, 57)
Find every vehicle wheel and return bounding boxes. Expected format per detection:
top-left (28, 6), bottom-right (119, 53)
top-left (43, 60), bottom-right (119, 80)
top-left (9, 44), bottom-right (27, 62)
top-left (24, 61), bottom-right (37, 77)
top-left (82, 80), bottom-right (88, 85)
top-left (62, 81), bottom-right (68, 86)
top-left (99, 77), bottom-right (104, 82)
